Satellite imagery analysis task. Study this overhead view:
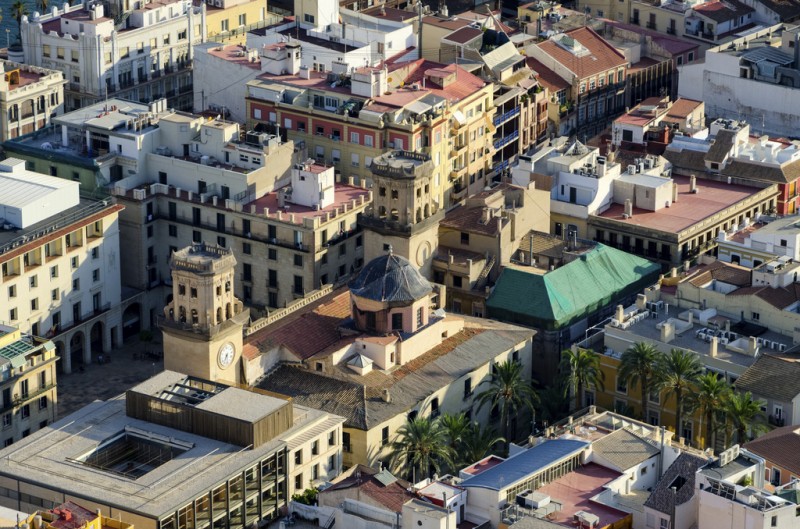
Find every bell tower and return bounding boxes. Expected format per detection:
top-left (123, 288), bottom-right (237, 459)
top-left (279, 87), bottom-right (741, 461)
top-left (360, 150), bottom-right (442, 277)
top-left (161, 243), bottom-right (249, 384)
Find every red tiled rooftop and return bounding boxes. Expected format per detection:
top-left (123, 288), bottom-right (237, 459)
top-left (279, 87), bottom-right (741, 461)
top-left (665, 98), bottom-right (703, 120)
top-left (444, 27), bottom-right (485, 44)
top-left (246, 183), bottom-right (369, 226)
top-left (537, 27), bottom-right (627, 80)
top-left (5, 68), bottom-right (47, 91)
top-left (537, 463), bottom-right (628, 528)
top-left (362, 6), bottom-right (419, 23)
top-left (207, 44), bottom-right (261, 70)
top-left (595, 176), bottom-right (764, 234)
top-left (526, 57), bottom-right (570, 92)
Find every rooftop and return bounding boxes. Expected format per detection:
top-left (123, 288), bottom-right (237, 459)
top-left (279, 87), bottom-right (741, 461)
top-left (644, 452), bottom-right (708, 514)
top-left (1, 61), bottom-right (60, 92)
top-left (322, 465), bottom-right (414, 513)
top-left (590, 428), bottom-right (660, 471)
top-left (735, 354), bottom-right (800, 401)
top-left (692, 0), bottom-right (755, 23)
top-left (460, 439), bottom-right (589, 491)
top-left (595, 176), bottom-right (765, 234)
top-left (536, 463), bottom-right (628, 528)
top-left (245, 183), bottom-right (369, 226)
top-left (536, 27), bottom-right (627, 80)
top-left (744, 426), bottom-right (800, 477)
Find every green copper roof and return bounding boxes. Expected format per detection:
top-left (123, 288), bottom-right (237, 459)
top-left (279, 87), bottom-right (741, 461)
top-left (487, 244), bottom-right (661, 330)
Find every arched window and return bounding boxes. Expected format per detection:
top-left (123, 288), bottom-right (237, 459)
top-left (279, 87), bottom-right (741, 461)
top-left (216, 307), bottom-right (222, 324)
top-left (191, 309), bottom-right (199, 325)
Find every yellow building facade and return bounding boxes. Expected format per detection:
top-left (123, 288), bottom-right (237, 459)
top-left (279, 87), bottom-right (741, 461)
top-left (203, 0), bottom-right (270, 43)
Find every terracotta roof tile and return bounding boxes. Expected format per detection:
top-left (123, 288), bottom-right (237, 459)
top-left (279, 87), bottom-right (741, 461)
top-left (444, 27), bottom-right (484, 44)
top-left (526, 57), bottom-right (570, 92)
top-left (536, 26), bottom-right (626, 80)
top-left (744, 425), bottom-right (800, 477)
top-left (693, 0), bottom-right (754, 22)
top-left (665, 98), bottom-right (703, 120)
top-left (735, 354), bottom-right (800, 401)
top-left (440, 205), bottom-right (504, 236)
top-left (685, 260), bottom-right (751, 287)
top-left (322, 465), bottom-right (415, 513)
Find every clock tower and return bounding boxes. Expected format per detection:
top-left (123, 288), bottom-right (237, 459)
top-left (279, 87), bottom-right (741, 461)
top-left (161, 243), bottom-right (249, 384)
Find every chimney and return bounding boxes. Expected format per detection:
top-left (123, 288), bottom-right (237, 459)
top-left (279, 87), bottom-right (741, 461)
top-left (661, 322), bottom-right (675, 343)
top-left (748, 336), bottom-right (759, 356)
top-left (382, 389), bottom-right (391, 402)
top-left (690, 174), bottom-right (698, 193)
top-left (672, 182), bottom-right (678, 203)
top-left (624, 199), bottom-right (633, 218)
top-left (481, 207), bottom-right (491, 224)
top-left (615, 304), bottom-right (625, 323)
top-left (688, 311), bottom-right (694, 325)
top-left (636, 293), bottom-right (647, 310)
top-left (725, 319), bottom-right (731, 332)
top-left (671, 267), bottom-right (678, 278)
top-left (710, 336), bottom-right (718, 357)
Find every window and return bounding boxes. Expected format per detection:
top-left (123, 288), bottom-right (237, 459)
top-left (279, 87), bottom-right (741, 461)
top-left (51, 289), bottom-right (59, 301)
top-left (311, 463), bottom-right (319, 480)
top-left (2, 414), bottom-right (10, 428)
top-left (461, 232), bottom-right (470, 245)
top-left (29, 276), bottom-right (37, 288)
top-left (221, 19), bottom-right (229, 32)
top-left (328, 430), bottom-right (336, 446)
top-left (752, 312), bottom-right (760, 321)
top-left (56, 47), bottom-right (65, 59)
top-left (268, 269), bottom-right (278, 288)
top-left (294, 254), bottom-right (303, 267)
top-left (39, 396), bottom-right (47, 410)
top-left (294, 474), bottom-right (303, 491)
top-left (238, 13), bottom-right (246, 25)
top-left (71, 256), bottom-right (78, 269)
top-left (217, 236), bottom-right (226, 247)
top-left (364, 135), bottom-right (373, 147)
top-left (453, 276), bottom-right (463, 288)
top-left (242, 242), bottom-right (251, 255)
top-left (464, 378), bottom-right (472, 398)
top-left (21, 405), bottom-right (29, 420)
top-left (616, 375), bottom-right (627, 394)
top-left (392, 313), bottom-right (403, 330)
top-left (382, 426), bottom-right (389, 445)
top-left (72, 278), bottom-right (80, 291)
top-left (269, 248), bottom-right (277, 260)
top-left (294, 275), bottom-right (303, 294)
top-left (7, 286), bottom-right (15, 298)
top-left (190, 288), bottom-right (197, 298)
top-left (92, 269), bottom-right (100, 282)
top-left (304, 13), bottom-right (315, 23)
top-left (168, 225), bottom-right (177, 237)
top-left (417, 307), bottom-right (423, 327)
top-left (30, 299), bottom-right (38, 311)
top-left (294, 450), bottom-right (303, 465)
top-left (659, 518), bottom-right (669, 529)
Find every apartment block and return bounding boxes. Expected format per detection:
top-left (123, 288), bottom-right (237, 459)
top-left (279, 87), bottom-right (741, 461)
top-left (0, 324), bottom-right (58, 447)
top-left (0, 60), bottom-right (65, 141)
top-left (0, 158), bottom-right (131, 374)
top-left (20, 0), bottom-right (203, 112)
top-left (201, 0), bottom-right (270, 43)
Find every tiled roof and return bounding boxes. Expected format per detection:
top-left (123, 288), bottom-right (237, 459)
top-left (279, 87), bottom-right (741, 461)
top-left (257, 325), bottom-right (533, 429)
top-left (440, 205), bottom-right (504, 236)
top-left (644, 453), bottom-right (708, 514)
top-left (756, 0), bottom-right (800, 20)
top-left (536, 26), bottom-right (626, 80)
top-left (665, 98), bottom-right (703, 121)
top-left (526, 58), bottom-right (570, 92)
top-left (745, 426), bottom-right (800, 477)
top-left (322, 464), bottom-right (415, 513)
top-left (692, 0), bottom-right (754, 22)
top-left (735, 354), bottom-right (800, 401)
top-left (243, 290), bottom-right (351, 361)
top-left (380, 60), bottom-right (487, 106)
top-left (605, 21), bottom-right (699, 55)
top-left (726, 282), bottom-right (800, 310)
top-left (591, 428), bottom-right (660, 471)
top-left (706, 129), bottom-right (736, 163)
top-left (685, 260), bottom-right (752, 288)
top-left (444, 27), bottom-right (484, 44)
top-left (664, 146), bottom-right (800, 185)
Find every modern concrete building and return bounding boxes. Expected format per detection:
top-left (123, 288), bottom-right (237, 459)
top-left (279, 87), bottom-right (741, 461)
top-left (0, 60), bottom-right (65, 142)
top-left (0, 371), bottom-right (344, 526)
top-left (253, 252), bottom-right (536, 470)
top-left (20, 0), bottom-right (203, 112)
top-left (0, 323), bottom-right (58, 447)
top-left (0, 158), bottom-right (131, 374)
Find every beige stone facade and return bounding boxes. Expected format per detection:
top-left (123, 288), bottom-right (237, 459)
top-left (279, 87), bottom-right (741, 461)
top-left (0, 60), bottom-right (65, 141)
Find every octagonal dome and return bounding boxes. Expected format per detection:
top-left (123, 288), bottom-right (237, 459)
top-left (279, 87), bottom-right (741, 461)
top-left (349, 252), bottom-right (432, 306)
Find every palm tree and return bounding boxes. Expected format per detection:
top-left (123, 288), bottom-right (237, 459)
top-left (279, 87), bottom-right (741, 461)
top-left (459, 422), bottom-right (505, 467)
top-left (12, 1), bottom-right (28, 43)
top-left (476, 360), bottom-right (539, 453)
top-left (724, 391), bottom-right (767, 445)
top-left (388, 416), bottom-right (453, 482)
top-left (690, 372), bottom-right (731, 451)
top-left (560, 347), bottom-right (605, 411)
top-left (440, 412), bottom-right (469, 457)
top-left (619, 342), bottom-right (663, 422)
top-left (659, 348), bottom-right (703, 440)
top-left (537, 385), bottom-right (570, 428)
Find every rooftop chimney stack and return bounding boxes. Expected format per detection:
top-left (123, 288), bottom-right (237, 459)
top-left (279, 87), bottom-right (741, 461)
top-left (672, 182), bottom-right (678, 203)
top-left (624, 199), bottom-right (633, 218)
top-left (690, 174), bottom-right (698, 193)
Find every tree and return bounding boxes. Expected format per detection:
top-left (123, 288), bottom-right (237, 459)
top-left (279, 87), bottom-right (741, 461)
top-left (537, 385), bottom-right (570, 427)
top-left (560, 347), bottom-right (605, 411)
top-left (38, 0), bottom-right (49, 15)
top-left (388, 416), bottom-right (453, 482)
top-left (476, 360), bottom-right (538, 453)
top-left (12, 1), bottom-right (28, 42)
top-left (659, 348), bottom-right (703, 439)
top-left (689, 372), bottom-right (732, 451)
top-left (440, 412), bottom-right (470, 455)
top-left (459, 422), bottom-right (504, 467)
top-left (619, 342), bottom-right (663, 422)
top-left (724, 391), bottom-right (767, 445)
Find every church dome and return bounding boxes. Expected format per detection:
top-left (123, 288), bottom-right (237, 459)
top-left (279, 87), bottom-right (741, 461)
top-left (349, 251), bottom-right (432, 305)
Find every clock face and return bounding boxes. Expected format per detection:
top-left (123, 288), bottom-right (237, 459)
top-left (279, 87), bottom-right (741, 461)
top-left (218, 342), bottom-right (235, 369)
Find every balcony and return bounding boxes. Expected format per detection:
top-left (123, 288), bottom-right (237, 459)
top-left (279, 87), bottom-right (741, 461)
top-left (179, 83), bottom-right (193, 94)
top-left (493, 106), bottom-right (520, 127)
top-left (493, 129), bottom-right (519, 150)
top-left (646, 22), bottom-right (656, 29)
top-left (769, 415), bottom-right (785, 427)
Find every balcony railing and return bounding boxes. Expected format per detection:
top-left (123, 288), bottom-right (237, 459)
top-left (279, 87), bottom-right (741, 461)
top-left (493, 107), bottom-right (520, 127)
top-left (769, 415), bottom-right (785, 427)
top-left (493, 129), bottom-right (519, 150)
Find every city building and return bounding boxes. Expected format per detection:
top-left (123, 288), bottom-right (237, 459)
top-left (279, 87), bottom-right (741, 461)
top-left (420, 10), bottom-right (513, 62)
top-left (685, 0), bottom-right (756, 42)
top-left (433, 177), bottom-right (551, 317)
top-left (0, 323), bottom-right (58, 447)
top-left (20, 0), bottom-right (203, 112)
top-left (253, 251), bottom-right (535, 469)
top-left (643, 452), bottom-right (709, 529)
top-left (487, 242), bottom-right (661, 381)
top-left (0, 370), bottom-right (344, 525)
top-left (717, 215), bottom-right (800, 267)
top-left (525, 27), bottom-right (628, 139)
top-left (0, 158), bottom-right (131, 374)
top-left (23, 501), bottom-right (133, 529)
top-left (735, 354), bottom-right (800, 429)
top-left (611, 97), bottom-right (705, 152)
top-left (664, 118), bottom-right (800, 217)
top-left (246, 54), bottom-right (496, 201)
top-left (602, 20), bottom-right (701, 75)
top-left (678, 24), bottom-right (799, 138)
top-left (744, 425), bottom-right (800, 487)
top-left (201, 0), bottom-right (272, 43)
top-left (0, 60), bottom-right (65, 142)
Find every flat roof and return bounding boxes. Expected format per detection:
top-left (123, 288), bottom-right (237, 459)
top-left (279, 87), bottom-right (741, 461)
top-left (461, 439), bottom-right (589, 491)
top-left (0, 158), bottom-right (79, 209)
top-left (195, 387), bottom-right (287, 422)
top-left (246, 183), bottom-right (369, 226)
top-left (53, 98), bottom-right (153, 131)
top-left (537, 463), bottom-right (628, 528)
top-left (0, 393), bottom-right (329, 519)
top-left (595, 176), bottom-right (765, 234)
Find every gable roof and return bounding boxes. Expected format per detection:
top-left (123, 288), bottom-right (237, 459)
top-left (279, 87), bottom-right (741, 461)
top-left (461, 439), bottom-right (589, 491)
top-left (322, 464), bottom-right (415, 513)
top-left (526, 57), bottom-right (571, 92)
top-left (487, 244), bottom-right (660, 329)
top-left (644, 453), bottom-right (708, 514)
top-left (536, 26), bottom-right (626, 80)
top-left (735, 354), bottom-right (800, 401)
top-left (685, 260), bottom-right (752, 288)
top-left (663, 146), bottom-right (800, 185)
top-left (692, 0), bottom-right (754, 22)
top-left (591, 428), bottom-right (660, 471)
top-left (756, 0), bottom-right (800, 20)
top-left (744, 425), bottom-right (800, 477)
